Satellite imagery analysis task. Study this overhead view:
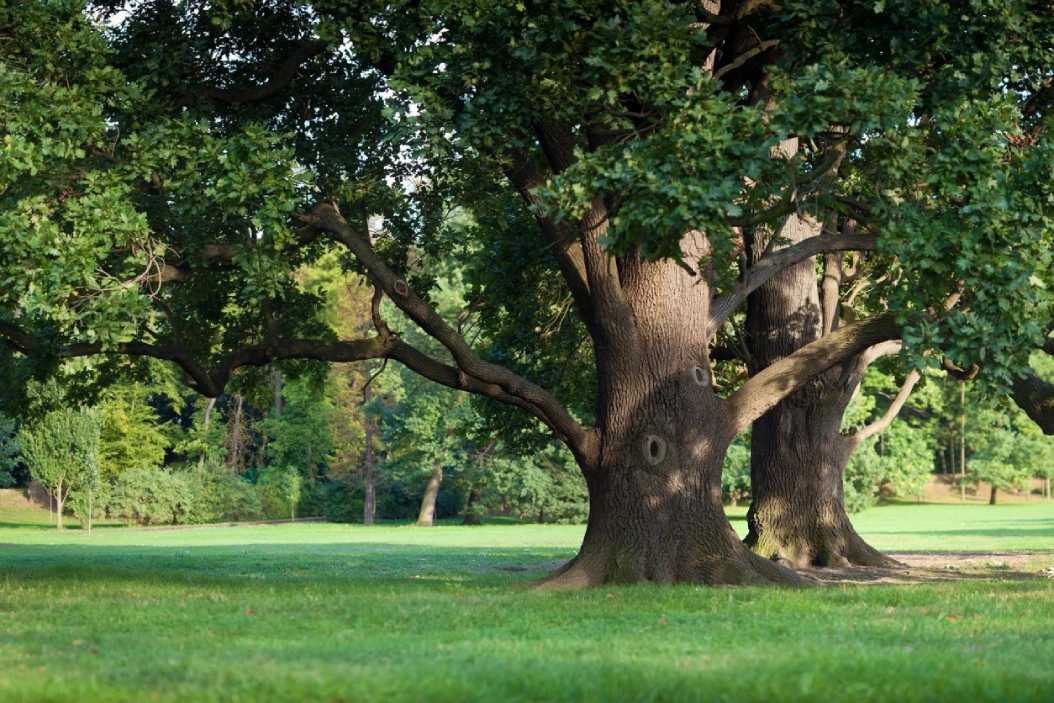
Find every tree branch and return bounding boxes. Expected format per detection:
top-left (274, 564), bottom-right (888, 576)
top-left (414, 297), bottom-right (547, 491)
top-left (308, 203), bottom-right (592, 453)
top-left (1012, 372), bottom-right (1054, 435)
top-left (723, 311), bottom-right (904, 436)
top-left (178, 40), bottom-right (329, 105)
top-left (710, 231), bottom-right (877, 335)
top-left (851, 368), bottom-right (921, 444)
top-left (502, 147), bottom-right (593, 326)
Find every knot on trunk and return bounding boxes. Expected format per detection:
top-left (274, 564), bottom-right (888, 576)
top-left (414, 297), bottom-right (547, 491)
top-left (393, 279), bottom-right (409, 297)
top-left (642, 434), bottom-right (667, 465)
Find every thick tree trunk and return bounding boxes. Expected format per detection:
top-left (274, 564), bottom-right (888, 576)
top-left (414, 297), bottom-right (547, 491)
top-left (416, 461), bottom-right (443, 527)
top-left (743, 214), bottom-right (895, 567)
top-left (542, 417), bottom-right (802, 587)
top-left (746, 405), bottom-right (894, 567)
top-left (989, 484), bottom-right (997, 505)
top-left (541, 242), bottom-right (804, 587)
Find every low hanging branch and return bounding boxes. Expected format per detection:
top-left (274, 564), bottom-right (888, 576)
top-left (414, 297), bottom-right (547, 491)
top-left (723, 311), bottom-right (905, 437)
top-left (305, 203), bottom-right (594, 457)
top-left (850, 368), bottom-right (922, 445)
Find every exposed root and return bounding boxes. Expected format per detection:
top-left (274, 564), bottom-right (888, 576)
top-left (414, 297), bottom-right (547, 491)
top-left (747, 523), bottom-right (902, 569)
top-left (535, 547), bottom-right (811, 589)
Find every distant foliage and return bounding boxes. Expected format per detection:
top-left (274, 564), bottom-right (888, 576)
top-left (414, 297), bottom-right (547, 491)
top-left (0, 413), bottom-right (20, 492)
top-left (721, 434), bottom-right (752, 507)
top-left (109, 468), bottom-right (194, 526)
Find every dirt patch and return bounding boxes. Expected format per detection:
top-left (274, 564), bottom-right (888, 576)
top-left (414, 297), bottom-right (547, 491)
top-left (919, 475), bottom-right (1052, 504)
top-left (809, 551), bottom-right (1054, 585)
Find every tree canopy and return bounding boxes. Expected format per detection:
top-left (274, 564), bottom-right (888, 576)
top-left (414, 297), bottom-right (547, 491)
top-left (3, 0), bottom-right (1054, 584)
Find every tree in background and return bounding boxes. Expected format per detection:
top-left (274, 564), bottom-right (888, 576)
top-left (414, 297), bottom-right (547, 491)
top-left (0, 414), bottom-right (21, 520)
top-left (20, 407), bottom-right (102, 529)
top-left (98, 382), bottom-right (172, 481)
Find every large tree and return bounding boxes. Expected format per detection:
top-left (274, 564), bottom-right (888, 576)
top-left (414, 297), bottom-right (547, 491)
top-left (2, 0), bottom-right (1054, 584)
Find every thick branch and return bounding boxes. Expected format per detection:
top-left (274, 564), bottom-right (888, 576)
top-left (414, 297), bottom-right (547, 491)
top-left (0, 320), bottom-right (36, 354)
top-left (502, 147), bottom-right (593, 325)
top-left (1012, 373), bottom-right (1054, 435)
top-left (309, 203), bottom-right (591, 452)
top-left (149, 225), bottom-right (322, 286)
top-left (852, 369), bottom-right (921, 444)
top-left (710, 231), bottom-right (877, 335)
top-left (724, 311), bottom-right (904, 436)
top-left (179, 40), bottom-right (329, 105)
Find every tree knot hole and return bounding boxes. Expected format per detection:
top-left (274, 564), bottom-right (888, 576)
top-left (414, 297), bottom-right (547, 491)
top-left (642, 434), bottom-right (667, 465)
top-left (692, 366), bottom-right (709, 386)
top-left (393, 279), bottom-right (409, 297)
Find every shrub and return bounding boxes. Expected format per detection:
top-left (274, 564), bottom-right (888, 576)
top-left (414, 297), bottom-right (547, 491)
top-left (108, 468), bottom-right (193, 525)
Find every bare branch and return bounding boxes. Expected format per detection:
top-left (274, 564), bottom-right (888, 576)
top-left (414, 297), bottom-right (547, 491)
top-left (178, 40), bottom-right (329, 105)
top-left (710, 231), bottom-right (878, 335)
top-left (713, 40), bottom-right (780, 81)
top-left (851, 369), bottom-right (921, 444)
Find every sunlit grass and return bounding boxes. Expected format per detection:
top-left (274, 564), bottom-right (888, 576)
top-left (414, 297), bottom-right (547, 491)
top-left (1, 503), bottom-right (1053, 702)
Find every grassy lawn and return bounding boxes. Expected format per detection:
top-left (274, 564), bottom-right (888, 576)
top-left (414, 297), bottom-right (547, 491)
top-left (1, 503), bottom-right (1053, 702)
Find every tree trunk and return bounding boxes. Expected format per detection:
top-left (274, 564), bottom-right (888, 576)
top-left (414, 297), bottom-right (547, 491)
top-left (543, 416), bottom-right (802, 587)
top-left (362, 382), bottom-right (376, 525)
top-left (742, 214), bottom-right (895, 567)
top-left (989, 484), bottom-right (997, 505)
top-left (55, 478), bottom-right (63, 530)
top-left (1045, 477), bottom-right (1050, 502)
top-left (462, 490), bottom-right (482, 525)
top-left (198, 397), bottom-right (216, 472)
top-left (540, 241), bottom-right (804, 587)
top-left (416, 461), bottom-right (443, 527)
top-left (273, 369), bottom-right (284, 419)
top-left (745, 392), bottom-right (895, 567)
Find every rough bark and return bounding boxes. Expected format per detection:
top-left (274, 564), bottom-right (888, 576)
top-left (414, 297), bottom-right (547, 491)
top-left (541, 240), bottom-right (805, 587)
top-left (743, 214), bottom-right (898, 568)
top-left (416, 461), bottom-right (443, 527)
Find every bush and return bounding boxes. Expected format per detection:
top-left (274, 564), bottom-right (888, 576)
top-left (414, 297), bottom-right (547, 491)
top-left (325, 479), bottom-right (365, 523)
top-left (185, 470), bottom-right (262, 524)
top-left (108, 468), bottom-right (193, 525)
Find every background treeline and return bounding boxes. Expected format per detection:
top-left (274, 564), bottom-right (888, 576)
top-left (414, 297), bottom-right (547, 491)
top-left (0, 255), bottom-right (588, 527)
top-left (3, 254), bottom-right (1053, 529)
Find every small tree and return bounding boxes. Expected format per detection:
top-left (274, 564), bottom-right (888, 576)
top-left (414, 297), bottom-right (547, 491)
top-left (20, 407), bottom-right (101, 529)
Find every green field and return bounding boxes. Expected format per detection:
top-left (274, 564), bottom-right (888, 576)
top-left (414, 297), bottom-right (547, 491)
top-left (2, 503), bottom-right (1053, 702)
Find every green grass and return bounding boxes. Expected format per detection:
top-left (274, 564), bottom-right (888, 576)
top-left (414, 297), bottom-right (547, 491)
top-left (1, 503), bottom-right (1053, 702)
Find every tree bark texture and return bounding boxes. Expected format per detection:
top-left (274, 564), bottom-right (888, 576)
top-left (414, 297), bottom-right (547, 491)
top-left (416, 460), bottom-right (443, 527)
top-left (541, 243), bottom-right (804, 587)
top-left (743, 215), bottom-right (895, 567)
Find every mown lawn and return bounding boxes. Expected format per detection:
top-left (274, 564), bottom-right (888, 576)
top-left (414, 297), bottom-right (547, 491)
top-left (1, 503), bottom-right (1053, 702)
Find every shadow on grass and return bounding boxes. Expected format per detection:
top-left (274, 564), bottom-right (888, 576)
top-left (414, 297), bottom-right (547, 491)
top-left (0, 541), bottom-right (574, 588)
